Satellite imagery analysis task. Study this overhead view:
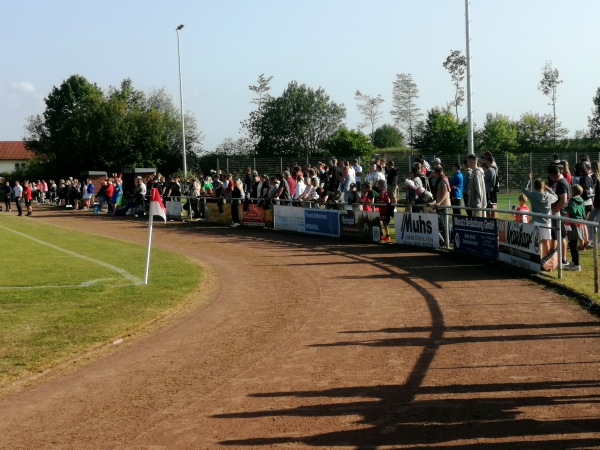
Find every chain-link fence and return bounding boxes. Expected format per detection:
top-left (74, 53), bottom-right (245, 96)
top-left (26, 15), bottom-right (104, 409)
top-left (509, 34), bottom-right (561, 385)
top-left (201, 151), bottom-right (600, 195)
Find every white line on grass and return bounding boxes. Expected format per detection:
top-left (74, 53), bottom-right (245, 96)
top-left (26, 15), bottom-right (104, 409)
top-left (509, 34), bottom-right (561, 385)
top-left (0, 224), bottom-right (143, 286)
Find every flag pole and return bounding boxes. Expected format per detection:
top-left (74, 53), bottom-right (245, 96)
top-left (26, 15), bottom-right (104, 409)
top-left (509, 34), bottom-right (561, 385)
top-left (144, 214), bottom-right (154, 285)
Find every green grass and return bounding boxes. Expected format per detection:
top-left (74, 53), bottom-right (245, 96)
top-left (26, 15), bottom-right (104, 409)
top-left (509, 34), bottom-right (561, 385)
top-left (0, 216), bottom-right (202, 386)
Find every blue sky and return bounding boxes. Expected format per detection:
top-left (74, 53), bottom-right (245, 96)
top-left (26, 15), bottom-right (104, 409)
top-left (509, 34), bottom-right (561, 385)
top-left (1, 0), bottom-right (598, 150)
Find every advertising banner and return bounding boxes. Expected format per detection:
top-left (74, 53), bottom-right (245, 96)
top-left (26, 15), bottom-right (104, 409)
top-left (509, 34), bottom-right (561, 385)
top-left (242, 204), bottom-right (266, 227)
top-left (497, 219), bottom-right (541, 272)
top-left (452, 216), bottom-right (498, 259)
top-left (304, 209), bottom-right (340, 237)
top-left (204, 202), bottom-right (233, 225)
top-left (273, 205), bottom-right (305, 233)
top-left (395, 212), bottom-right (440, 248)
top-left (340, 210), bottom-right (382, 242)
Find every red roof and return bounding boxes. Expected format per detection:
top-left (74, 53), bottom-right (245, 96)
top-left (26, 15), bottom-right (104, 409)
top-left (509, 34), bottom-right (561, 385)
top-left (0, 141), bottom-right (35, 161)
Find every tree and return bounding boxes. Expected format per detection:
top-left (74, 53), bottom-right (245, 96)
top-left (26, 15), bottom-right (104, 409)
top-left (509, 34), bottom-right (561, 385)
top-left (477, 113), bottom-right (518, 154)
top-left (516, 112), bottom-right (567, 152)
top-left (248, 74), bottom-right (273, 109)
top-left (373, 124), bottom-right (404, 148)
top-left (213, 138), bottom-right (253, 156)
top-left (538, 61), bottom-right (563, 146)
top-left (244, 81), bottom-right (346, 157)
top-left (390, 73), bottom-right (422, 148)
top-left (25, 74), bottom-right (105, 176)
top-left (442, 50), bottom-right (467, 121)
top-left (24, 75), bottom-right (203, 177)
top-left (321, 128), bottom-right (375, 158)
top-left (354, 90), bottom-right (384, 142)
top-left (413, 107), bottom-right (468, 155)
top-left (588, 86), bottom-right (600, 139)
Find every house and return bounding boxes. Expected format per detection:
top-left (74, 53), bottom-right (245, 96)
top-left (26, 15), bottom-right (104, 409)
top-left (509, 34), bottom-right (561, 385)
top-left (0, 141), bottom-right (34, 174)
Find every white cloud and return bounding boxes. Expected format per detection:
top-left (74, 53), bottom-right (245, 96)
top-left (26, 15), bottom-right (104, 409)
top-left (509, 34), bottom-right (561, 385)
top-left (9, 81), bottom-right (36, 94)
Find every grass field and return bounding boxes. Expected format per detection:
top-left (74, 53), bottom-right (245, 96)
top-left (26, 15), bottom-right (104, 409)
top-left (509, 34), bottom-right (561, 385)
top-left (0, 215), bottom-right (202, 386)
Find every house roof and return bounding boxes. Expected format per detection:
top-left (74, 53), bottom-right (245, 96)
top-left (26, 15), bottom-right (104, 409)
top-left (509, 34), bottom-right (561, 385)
top-left (0, 141), bottom-right (35, 161)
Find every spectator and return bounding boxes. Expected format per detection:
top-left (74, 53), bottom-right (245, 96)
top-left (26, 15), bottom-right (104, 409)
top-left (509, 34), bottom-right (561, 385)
top-left (352, 159), bottom-right (363, 189)
top-left (548, 163), bottom-right (570, 266)
top-left (523, 176), bottom-right (557, 260)
top-left (563, 184), bottom-right (586, 272)
top-left (462, 159), bottom-right (472, 214)
top-left (466, 154), bottom-right (486, 217)
top-left (514, 194), bottom-right (530, 223)
top-left (589, 161), bottom-right (600, 247)
top-left (386, 160), bottom-right (399, 207)
top-left (483, 155), bottom-right (498, 218)
top-left (376, 179), bottom-right (392, 242)
top-left (576, 161), bottom-right (595, 249)
top-left (134, 176), bottom-right (147, 217)
top-left (105, 179), bottom-right (115, 213)
top-left (13, 180), bottom-right (23, 216)
top-left (284, 170), bottom-right (296, 198)
top-left (23, 180), bottom-right (33, 216)
top-left (449, 162), bottom-right (464, 215)
top-left (231, 179), bottom-right (244, 227)
top-left (2, 180), bottom-right (11, 212)
top-left (359, 182), bottom-right (377, 212)
top-left (560, 160), bottom-right (572, 186)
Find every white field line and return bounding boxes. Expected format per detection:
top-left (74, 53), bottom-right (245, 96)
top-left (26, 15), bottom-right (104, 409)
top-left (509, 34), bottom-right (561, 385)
top-left (0, 224), bottom-right (143, 287)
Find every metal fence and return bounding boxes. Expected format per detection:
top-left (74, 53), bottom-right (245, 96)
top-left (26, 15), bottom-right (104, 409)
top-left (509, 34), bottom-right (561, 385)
top-left (205, 151), bottom-right (600, 195)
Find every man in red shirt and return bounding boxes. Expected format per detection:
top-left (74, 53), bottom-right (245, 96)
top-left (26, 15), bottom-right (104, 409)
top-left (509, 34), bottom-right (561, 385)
top-left (24, 180), bottom-right (33, 216)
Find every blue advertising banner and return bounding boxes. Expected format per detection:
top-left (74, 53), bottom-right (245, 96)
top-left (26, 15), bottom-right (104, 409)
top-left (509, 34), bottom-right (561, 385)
top-left (452, 216), bottom-right (498, 260)
top-left (304, 209), bottom-right (340, 237)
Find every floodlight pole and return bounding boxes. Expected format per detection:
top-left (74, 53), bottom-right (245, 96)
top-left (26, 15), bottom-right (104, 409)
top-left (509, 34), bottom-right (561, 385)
top-left (176, 24), bottom-right (188, 177)
top-left (465, 0), bottom-right (474, 155)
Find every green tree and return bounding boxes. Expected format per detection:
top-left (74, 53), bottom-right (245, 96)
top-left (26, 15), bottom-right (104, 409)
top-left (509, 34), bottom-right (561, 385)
top-left (25, 74), bottom-right (104, 175)
top-left (249, 74), bottom-right (273, 108)
top-left (321, 128), bottom-right (375, 158)
top-left (516, 112), bottom-right (566, 152)
top-left (477, 113), bottom-right (518, 154)
top-left (390, 73), bottom-right (422, 148)
top-left (588, 86), bottom-right (600, 139)
top-left (354, 90), bottom-right (384, 142)
top-left (25, 76), bottom-right (203, 177)
top-left (245, 81), bottom-right (346, 157)
top-left (373, 124), bottom-right (404, 148)
top-left (413, 107), bottom-right (467, 155)
top-left (538, 61), bottom-right (564, 146)
top-left (442, 50), bottom-right (467, 121)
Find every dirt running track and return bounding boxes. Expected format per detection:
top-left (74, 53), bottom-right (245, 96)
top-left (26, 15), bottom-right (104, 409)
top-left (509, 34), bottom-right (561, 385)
top-left (1, 209), bottom-right (600, 449)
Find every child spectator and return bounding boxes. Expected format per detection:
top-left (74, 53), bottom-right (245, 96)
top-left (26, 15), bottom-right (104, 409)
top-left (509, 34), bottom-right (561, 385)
top-left (563, 184), bottom-right (586, 272)
top-left (377, 179), bottom-right (392, 242)
top-left (514, 194), bottom-right (530, 223)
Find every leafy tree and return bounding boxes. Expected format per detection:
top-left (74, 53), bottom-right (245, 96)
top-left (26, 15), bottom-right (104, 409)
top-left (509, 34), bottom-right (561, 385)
top-left (321, 128), bottom-right (375, 158)
top-left (476, 113), bottom-right (518, 154)
top-left (213, 137), bottom-right (253, 156)
top-left (373, 124), bottom-right (404, 148)
top-left (390, 73), bottom-right (422, 148)
top-left (538, 61), bottom-right (564, 146)
top-left (24, 75), bottom-right (203, 177)
top-left (25, 74), bottom-right (105, 176)
top-left (249, 74), bottom-right (273, 108)
top-left (245, 81), bottom-right (346, 157)
top-left (516, 112), bottom-right (567, 152)
top-left (588, 86), bottom-right (600, 139)
top-left (443, 50), bottom-right (467, 121)
top-left (413, 107), bottom-right (468, 155)
top-left (354, 90), bottom-right (384, 142)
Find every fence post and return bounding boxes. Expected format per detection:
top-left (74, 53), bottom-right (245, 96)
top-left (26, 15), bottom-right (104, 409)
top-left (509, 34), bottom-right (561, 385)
top-left (217, 158), bottom-right (220, 175)
top-left (506, 153), bottom-right (509, 196)
top-left (226, 158), bottom-right (229, 174)
top-left (280, 158), bottom-right (283, 173)
top-left (253, 158), bottom-right (256, 172)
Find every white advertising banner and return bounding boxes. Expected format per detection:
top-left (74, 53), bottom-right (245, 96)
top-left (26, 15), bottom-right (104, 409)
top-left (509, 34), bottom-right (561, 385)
top-left (394, 212), bottom-right (440, 248)
top-left (497, 219), bottom-right (541, 272)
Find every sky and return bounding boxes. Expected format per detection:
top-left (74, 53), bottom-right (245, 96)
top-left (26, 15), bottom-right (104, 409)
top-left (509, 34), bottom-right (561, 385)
top-left (1, 0), bottom-right (599, 151)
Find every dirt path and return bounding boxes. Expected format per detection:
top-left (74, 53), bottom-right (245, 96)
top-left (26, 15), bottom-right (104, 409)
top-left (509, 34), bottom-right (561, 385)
top-left (1, 209), bottom-right (600, 449)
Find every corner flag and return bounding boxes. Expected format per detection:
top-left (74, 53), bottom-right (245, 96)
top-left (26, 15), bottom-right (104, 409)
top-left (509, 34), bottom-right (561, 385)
top-left (149, 188), bottom-right (166, 223)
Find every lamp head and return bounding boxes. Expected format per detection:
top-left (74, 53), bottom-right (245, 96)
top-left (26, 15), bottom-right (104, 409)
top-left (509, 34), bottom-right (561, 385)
top-left (176, 24), bottom-right (184, 31)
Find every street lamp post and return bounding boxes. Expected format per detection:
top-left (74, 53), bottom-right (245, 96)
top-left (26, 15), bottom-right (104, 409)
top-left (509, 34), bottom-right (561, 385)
top-left (176, 24), bottom-right (187, 177)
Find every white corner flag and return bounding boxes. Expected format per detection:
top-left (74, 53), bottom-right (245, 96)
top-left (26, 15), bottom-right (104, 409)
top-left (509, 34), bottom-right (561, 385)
top-left (144, 188), bottom-right (167, 284)
top-left (149, 188), bottom-right (167, 223)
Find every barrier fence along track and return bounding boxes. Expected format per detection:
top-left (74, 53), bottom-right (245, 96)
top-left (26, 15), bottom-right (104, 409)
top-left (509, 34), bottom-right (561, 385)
top-left (127, 193), bottom-right (599, 294)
